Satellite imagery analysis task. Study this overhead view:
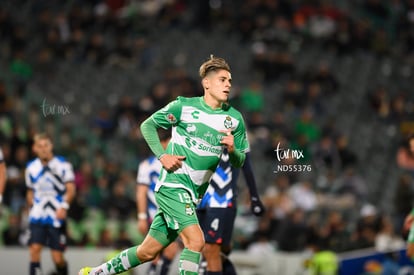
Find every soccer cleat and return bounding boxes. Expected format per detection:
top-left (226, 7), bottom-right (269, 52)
top-left (78, 267), bottom-right (92, 275)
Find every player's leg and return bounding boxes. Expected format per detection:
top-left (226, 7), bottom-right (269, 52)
top-left (49, 225), bottom-right (68, 275)
top-left (199, 208), bottom-right (237, 275)
top-left (221, 247), bottom-right (237, 275)
top-left (29, 243), bottom-right (43, 275)
top-left (156, 240), bottom-right (181, 275)
top-left (29, 224), bottom-right (46, 275)
top-left (178, 224), bottom-right (204, 275)
top-left (158, 187), bottom-right (204, 275)
top-left (79, 234), bottom-right (164, 275)
top-left (79, 212), bottom-right (168, 275)
top-left (51, 250), bottom-right (68, 275)
top-left (147, 254), bottom-right (160, 275)
top-left (203, 243), bottom-right (222, 273)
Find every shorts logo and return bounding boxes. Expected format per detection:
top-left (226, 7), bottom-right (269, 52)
top-left (224, 116), bottom-right (232, 129)
top-left (166, 113), bottom-right (177, 124)
top-left (185, 204), bottom-right (194, 216)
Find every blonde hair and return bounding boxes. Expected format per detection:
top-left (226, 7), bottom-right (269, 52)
top-left (33, 132), bottom-right (52, 143)
top-left (199, 55), bottom-right (231, 78)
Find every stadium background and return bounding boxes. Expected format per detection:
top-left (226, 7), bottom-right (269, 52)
top-left (1, 0), bottom-right (414, 274)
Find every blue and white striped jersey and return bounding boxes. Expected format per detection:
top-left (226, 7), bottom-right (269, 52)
top-left (25, 156), bottom-right (74, 227)
top-left (136, 155), bottom-right (161, 220)
top-left (198, 150), bottom-right (241, 209)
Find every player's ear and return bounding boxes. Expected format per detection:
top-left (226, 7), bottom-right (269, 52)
top-left (202, 77), bottom-right (209, 89)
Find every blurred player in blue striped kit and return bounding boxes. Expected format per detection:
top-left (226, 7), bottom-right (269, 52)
top-left (197, 148), bottom-right (265, 275)
top-left (136, 130), bottom-right (180, 275)
top-left (25, 133), bottom-right (76, 275)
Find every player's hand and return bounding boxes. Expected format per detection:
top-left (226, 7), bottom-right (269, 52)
top-left (138, 219), bottom-right (149, 234)
top-left (159, 154), bottom-right (186, 172)
top-left (250, 196), bottom-right (265, 216)
top-left (220, 130), bottom-right (235, 153)
top-left (56, 208), bottom-right (67, 220)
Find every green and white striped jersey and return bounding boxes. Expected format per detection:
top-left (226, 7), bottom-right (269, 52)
top-left (151, 96), bottom-right (249, 203)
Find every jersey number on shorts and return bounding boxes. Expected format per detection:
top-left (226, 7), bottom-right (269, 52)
top-left (211, 218), bottom-right (219, 231)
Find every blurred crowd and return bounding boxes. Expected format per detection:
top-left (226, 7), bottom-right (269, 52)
top-left (1, 0), bottom-right (414, 260)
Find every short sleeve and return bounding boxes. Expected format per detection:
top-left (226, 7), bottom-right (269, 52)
top-left (63, 162), bottom-right (75, 183)
top-left (25, 168), bottom-right (33, 188)
top-left (137, 161), bottom-right (150, 185)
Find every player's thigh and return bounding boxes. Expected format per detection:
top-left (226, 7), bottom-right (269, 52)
top-left (29, 223), bottom-right (48, 246)
top-left (46, 225), bottom-right (67, 251)
top-left (179, 223), bottom-right (205, 251)
top-left (156, 187), bottom-right (199, 233)
top-left (149, 210), bottom-right (180, 247)
top-left (199, 208), bottom-right (237, 247)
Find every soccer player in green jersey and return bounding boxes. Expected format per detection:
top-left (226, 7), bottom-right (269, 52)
top-left (79, 55), bottom-right (249, 275)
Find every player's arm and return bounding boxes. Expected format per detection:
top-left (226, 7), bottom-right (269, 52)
top-left (56, 162), bottom-right (76, 219)
top-left (229, 148), bottom-right (245, 168)
top-left (62, 181), bottom-right (76, 207)
top-left (56, 181), bottom-right (75, 220)
top-left (25, 168), bottom-right (33, 208)
top-left (140, 117), bottom-right (185, 172)
top-left (136, 184), bottom-right (149, 234)
top-left (0, 160), bottom-right (6, 204)
top-left (242, 152), bottom-right (265, 216)
top-left (221, 131), bottom-right (245, 168)
top-left (26, 189), bottom-right (34, 208)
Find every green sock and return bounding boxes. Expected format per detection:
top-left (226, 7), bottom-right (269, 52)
top-left (178, 248), bottom-right (200, 275)
top-left (92, 246), bottom-right (141, 275)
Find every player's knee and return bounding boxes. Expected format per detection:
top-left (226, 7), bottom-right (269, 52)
top-left (30, 244), bottom-right (42, 257)
top-left (187, 238), bottom-right (205, 252)
top-left (137, 249), bottom-right (158, 262)
top-left (203, 243), bottom-right (221, 258)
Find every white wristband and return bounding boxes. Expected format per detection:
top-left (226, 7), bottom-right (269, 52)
top-left (0, 194), bottom-right (2, 204)
top-left (138, 213), bottom-right (148, 220)
top-left (61, 202), bottom-right (70, 210)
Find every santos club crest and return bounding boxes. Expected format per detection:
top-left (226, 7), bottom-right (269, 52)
top-left (224, 116), bottom-right (233, 129)
top-left (185, 204), bottom-right (194, 216)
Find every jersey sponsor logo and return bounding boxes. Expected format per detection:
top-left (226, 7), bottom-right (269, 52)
top-left (184, 135), bottom-right (222, 154)
top-left (198, 143), bottom-right (221, 154)
top-left (224, 116), bottom-right (233, 129)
